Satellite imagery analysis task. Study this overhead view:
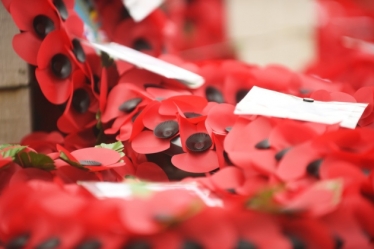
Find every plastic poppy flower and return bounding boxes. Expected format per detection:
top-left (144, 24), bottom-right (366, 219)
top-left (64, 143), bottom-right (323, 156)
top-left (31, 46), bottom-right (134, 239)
top-left (113, 10), bottom-right (168, 57)
top-left (131, 95), bottom-right (208, 155)
top-left (9, 0), bottom-right (83, 65)
top-left (192, 60), bottom-right (252, 104)
top-left (95, 0), bottom-right (131, 40)
top-left (224, 117), bottom-right (279, 175)
top-left (354, 86), bottom-right (374, 127)
top-left (35, 30), bottom-right (89, 104)
top-left (170, 112), bottom-right (220, 173)
top-left (228, 210), bottom-right (291, 249)
top-left (20, 131), bottom-right (64, 154)
top-left (55, 145), bottom-right (125, 172)
top-left (0, 181), bottom-right (95, 249)
top-left (57, 70), bottom-right (99, 134)
top-left (321, 197), bottom-right (374, 249)
top-left (119, 188), bottom-right (204, 235)
top-left (174, 207), bottom-right (236, 249)
top-left (101, 83), bottom-right (153, 141)
top-left (277, 128), bottom-right (374, 181)
top-left (224, 65), bottom-right (300, 105)
top-left (278, 216), bottom-right (336, 249)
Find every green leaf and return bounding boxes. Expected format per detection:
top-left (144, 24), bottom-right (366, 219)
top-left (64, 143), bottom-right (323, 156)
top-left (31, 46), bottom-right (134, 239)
top-left (95, 141), bottom-right (125, 157)
top-left (15, 151), bottom-right (56, 171)
top-left (0, 144), bottom-right (27, 159)
top-left (246, 185), bottom-right (284, 213)
top-left (59, 151), bottom-right (87, 171)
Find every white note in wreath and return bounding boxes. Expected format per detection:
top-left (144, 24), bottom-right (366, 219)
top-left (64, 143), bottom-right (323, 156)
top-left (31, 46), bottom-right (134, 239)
top-left (123, 0), bottom-right (164, 22)
top-left (85, 41), bottom-right (205, 89)
top-left (235, 86), bottom-right (368, 129)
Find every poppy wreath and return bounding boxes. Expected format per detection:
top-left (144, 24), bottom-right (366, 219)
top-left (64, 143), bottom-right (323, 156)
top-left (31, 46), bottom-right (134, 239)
top-left (1, 0), bottom-right (374, 248)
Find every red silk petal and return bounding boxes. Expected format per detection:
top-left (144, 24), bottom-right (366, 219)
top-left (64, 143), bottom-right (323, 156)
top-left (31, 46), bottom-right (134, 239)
top-left (159, 95), bottom-right (208, 116)
top-left (12, 32), bottom-right (41, 65)
top-left (171, 150), bottom-right (219, 173)
top-left (277, 143), bottom-right (320, 181)
top-left (269, 121), bottom-right (317, 150)
top-left (135, 162), bottom-right (169, 182)
top-left (211, 167), bottom-right (245, 190)
top-left (143, 103), bottom-right (175, 130)
top-left (10, 0), bottom-right (60, 31)
top-left (131, 130), bottom-right (171, 154)
top-left (206, 103), bottom-right (236, 134)
top-left (71, 147), bottom-right (121, 166)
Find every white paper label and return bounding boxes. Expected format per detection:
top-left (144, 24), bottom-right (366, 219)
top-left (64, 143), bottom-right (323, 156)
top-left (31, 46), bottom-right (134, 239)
top-left (123, 0), bottom-right (164, 22)
top-left (235, 86), bottom-right (368, 129)
top-left (79, 181), bottom-right (223, 207)
top-left (85, 41), bottom-right (204, 89)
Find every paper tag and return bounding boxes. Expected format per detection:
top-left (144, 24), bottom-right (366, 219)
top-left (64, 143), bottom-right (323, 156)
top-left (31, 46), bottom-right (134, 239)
top-left (123, 0), bottom-right (164, 22)
top-left (85, 41), bottom-right (204, 89)
top-left (79, 181), bottom-right (223, 207)
top-left (235, 86), bottom-right (368, 129)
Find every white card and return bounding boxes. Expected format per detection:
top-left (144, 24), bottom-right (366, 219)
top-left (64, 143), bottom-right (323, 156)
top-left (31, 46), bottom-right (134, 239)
top-left (123, 0), bottom-right (164, 22)
top-left (235, 86), bottom-right (368, 129)
top-left (85, 41), bottom-right (204, 89)
top-left (79, 181), bottom-right (223, 207)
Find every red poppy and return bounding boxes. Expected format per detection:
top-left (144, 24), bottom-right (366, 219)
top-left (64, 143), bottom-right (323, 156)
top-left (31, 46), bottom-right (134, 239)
top-left (55, 145), bottom-right (125, 172)
top-left (171, 112), bottom-right (219, 173)
top-left (101, 83), bottom-right (153, 141)
top-left (175, 207), bottom-right (236, 249)
top-left (321, 197), bottom-right (374, 249)
top-left (119, 187), bottom-right (204, 234)
top-left (20, 131), bottom-right (64, 154)
top-left (354, 86), bottom-right (374, 127)
top-left (228, 210), bottom-right (291, 248)
top-left (35, 30), bottom-right (89, 104)
top-left (277, 216), bottom-right (336, 249)
top-left (9, 0), bottom-right (83, 65)
top-left (0, 181), bottom-right (90, 248)
top-left (130, 95), bottom-right (208, 154)
top-left (112, 10), bottom-right (168, 57)
top-left (224, 117), bottom-right (278, 175)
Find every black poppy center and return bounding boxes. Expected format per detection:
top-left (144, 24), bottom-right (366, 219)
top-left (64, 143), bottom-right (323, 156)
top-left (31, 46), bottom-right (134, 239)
top-left (72, 88), bottom-right (90, 114)
top-left (76, 239), bottom-right (102, 249)
top-left (124, 241), bottom-right (150, 249)
top-left (132, 38), bottom-right (152, 51)
top-left (72, 39), bottom-right (86, 63)
top-left (275, 147), bottom-right (291, 161)
top-left (235, 239), bottom-right (258, 249)
top-left (79, 160), bottom-right (102, 166)
top-left (119, 98), bottom-right (142, 113)
top-left (285, 234), bottom-right (307, 249)
top-left (36, 237), bottom-right (60, 249)
top-left (236, 89), bottom-right (249, 103)
top-left (6, 234), bottom-right (30, 249)
top-left (53, 0), bottom-right (68, 21)
top-left (182, 240), bottom-right (203, 249)
top-left (306, 158), bottom-right (323, 178)
top-left (255, 139), bottom-right (271, 150)
top-left (154, 120), bottom-right (179, 139)
top-left (184, 112), bottom-right (202, 118)
top-left (205, 86), bottom-right (224, 103)
top-left (33, 15), bottom-right (55, 39)
top-left (50, 53), bottom-right (72, 79)
top-left (186, 133), bottom-right (212, 152)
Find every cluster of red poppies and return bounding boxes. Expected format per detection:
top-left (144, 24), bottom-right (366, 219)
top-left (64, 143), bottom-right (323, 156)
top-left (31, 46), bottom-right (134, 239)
top-left (1, 0), bottom-right (374, 248)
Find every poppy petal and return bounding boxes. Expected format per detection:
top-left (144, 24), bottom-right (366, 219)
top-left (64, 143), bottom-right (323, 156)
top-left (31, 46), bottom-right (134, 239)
top-left (131, 130), bottom-right (171, 154)
top-left (171, 150), bottom-right (219, 173)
